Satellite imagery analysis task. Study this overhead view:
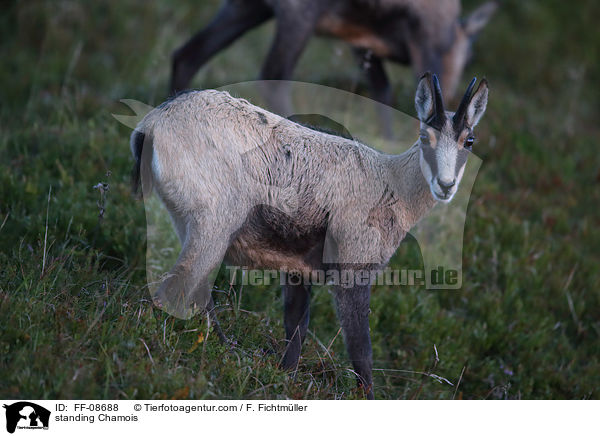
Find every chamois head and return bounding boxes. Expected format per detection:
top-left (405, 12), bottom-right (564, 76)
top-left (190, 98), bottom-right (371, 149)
top-left (415, 72), bottom-right (488, 202)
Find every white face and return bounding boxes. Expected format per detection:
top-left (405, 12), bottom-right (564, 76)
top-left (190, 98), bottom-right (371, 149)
top-left (414, 73), bottom-right (488, 203)
top-left (418, 120), bottom-right (471, 203)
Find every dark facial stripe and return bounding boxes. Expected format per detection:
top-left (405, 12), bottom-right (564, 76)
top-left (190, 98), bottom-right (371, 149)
top-left (421, 142), bottom-right (438, 177)
top-left (455, 148), bottom-right (469, 179)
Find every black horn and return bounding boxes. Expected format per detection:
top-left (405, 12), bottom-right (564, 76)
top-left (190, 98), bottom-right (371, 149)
top-left (432, 74), bottom-right (445, 124)
top-left (453, 77), bottom-right (477, 128)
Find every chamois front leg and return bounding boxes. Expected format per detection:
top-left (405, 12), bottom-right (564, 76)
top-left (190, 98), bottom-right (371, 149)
top-left (333, 283), bottom-right (374, 400)
top-left (281, 280), bottom-right (311, 371)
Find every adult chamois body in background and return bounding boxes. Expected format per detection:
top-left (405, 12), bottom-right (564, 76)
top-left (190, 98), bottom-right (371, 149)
top-left (131, 73), bottom-right (488, 399)
top-left (170, 0), bottom-right (496, 103)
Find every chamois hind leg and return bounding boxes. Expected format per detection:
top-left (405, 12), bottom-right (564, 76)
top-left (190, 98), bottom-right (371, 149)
top-left (281, 280), bottom-right (311, 371)
top-left (170, 0), bottom-right (273, 94)
top-left (153, 213), bottom-right (232, 320)
top-left (333, 283), bottom-right (374, 399)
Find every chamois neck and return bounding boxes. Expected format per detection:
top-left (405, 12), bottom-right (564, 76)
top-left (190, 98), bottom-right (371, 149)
top-left (387, 143), bottom-right (437, 230)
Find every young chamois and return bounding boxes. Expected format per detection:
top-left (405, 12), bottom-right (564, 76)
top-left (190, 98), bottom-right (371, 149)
top-left (131, 72), bottom-right (488, 399)
top-left (170, 0), bottom-right (497, 102)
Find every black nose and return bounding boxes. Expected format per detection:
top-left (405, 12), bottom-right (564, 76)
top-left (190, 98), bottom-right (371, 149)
top-left (438, 179), bottom-right (456, 195)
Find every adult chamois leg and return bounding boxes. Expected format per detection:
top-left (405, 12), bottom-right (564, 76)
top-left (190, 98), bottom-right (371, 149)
top-left (281, 280), bottom-right (311, 371)
top-left (333, 282), bottom-right (374, 399)
top-left (170, 0), bottom-right (273, 94)
top-left (354, 49), bottom-right (394, 139)
top-left (258, 2), bottom-right (323, 114)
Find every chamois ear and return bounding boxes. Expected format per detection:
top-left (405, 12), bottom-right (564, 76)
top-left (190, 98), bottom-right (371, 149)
top-left (463, 1), bottom-right (498, 37)
top-left (415, 72), bottom-right (435, 122)
top-left (466, 79), bottom-right (488, 127)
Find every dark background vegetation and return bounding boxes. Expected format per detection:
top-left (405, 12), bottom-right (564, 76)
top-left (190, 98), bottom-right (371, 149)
top-left (1, 0), bottom-right (599, 399)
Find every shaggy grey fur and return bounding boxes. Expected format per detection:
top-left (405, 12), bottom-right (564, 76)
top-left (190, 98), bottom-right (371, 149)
top-left (131, 72), bottom-right (488, 398)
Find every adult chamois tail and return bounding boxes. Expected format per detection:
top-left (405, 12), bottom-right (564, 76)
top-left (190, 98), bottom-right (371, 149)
top-left (130, 128), bottom-right (153, 197)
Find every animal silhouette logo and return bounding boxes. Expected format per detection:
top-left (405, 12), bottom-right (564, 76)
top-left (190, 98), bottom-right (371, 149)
top-left (3, 402), bottom-right (50, 434)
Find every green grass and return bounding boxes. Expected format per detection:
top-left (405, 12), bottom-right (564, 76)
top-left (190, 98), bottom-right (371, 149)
top-left (1, 0), bottom-right (599, 399)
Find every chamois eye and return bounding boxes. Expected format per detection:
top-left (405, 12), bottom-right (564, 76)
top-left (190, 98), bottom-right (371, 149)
top-left (465, 136), bottom-right (475, 150)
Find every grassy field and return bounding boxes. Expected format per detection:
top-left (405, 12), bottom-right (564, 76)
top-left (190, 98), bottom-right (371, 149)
top-left (1, 0), bottom-right (599, 400)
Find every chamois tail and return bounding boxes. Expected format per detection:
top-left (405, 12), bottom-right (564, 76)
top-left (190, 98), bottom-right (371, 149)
top-left (130, 128), bottom-right (153, 196)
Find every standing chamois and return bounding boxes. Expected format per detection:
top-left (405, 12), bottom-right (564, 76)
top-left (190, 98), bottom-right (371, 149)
top-left (170, 0), bottom-right (496, 103)
top-left (131, 72), bottom-right (488, 399)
